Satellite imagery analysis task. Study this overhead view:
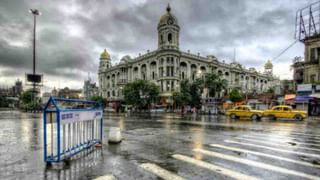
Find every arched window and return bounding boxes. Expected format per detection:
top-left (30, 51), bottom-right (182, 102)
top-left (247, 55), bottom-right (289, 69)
top-left (168, 33), bottom-right (172, 43)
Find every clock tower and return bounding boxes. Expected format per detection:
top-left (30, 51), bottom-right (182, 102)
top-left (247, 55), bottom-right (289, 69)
top-left (157, 4), bottom-right (180, 50)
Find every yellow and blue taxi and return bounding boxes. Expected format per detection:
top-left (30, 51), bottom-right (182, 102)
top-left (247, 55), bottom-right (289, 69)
top-left (263, 105), bottom-right (307, 120)
top-left (225, 105), bottom-right (263, 120)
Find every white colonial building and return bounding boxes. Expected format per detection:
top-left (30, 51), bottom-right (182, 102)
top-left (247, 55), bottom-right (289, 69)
top-left (98, 4), bottom-right (276, 104)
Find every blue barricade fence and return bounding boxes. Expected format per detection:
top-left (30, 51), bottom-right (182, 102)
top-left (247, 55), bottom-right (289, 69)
top-left (43, 97), bottom-right (103, 163)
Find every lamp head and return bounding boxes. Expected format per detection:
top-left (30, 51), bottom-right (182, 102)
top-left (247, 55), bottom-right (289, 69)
top-left (29, 9), bottom-right (41, 16)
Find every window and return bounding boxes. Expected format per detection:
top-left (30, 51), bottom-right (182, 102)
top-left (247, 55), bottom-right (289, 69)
top-left (160, 35), bottom-right (163, 43)
top-left (166, 81), bottom-right (170, 91)
top-left (274, 107), bottom-right (281, 111)
top-left (182, 72), bottom-right (185, 79)
top-left (283, 107), bottom-right (291, 111)
top-left (168, 33), bottom-right (172, 42)
top-left (152, 72), bottom-right (155, 80)
top-left (171, 81), bottom-right (174, 91)
top-left (311, 74), bottom-right (316, 83)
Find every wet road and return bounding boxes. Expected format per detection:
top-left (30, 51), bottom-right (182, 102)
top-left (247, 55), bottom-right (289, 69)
top-left (1, 111), bottom-right (320, 180)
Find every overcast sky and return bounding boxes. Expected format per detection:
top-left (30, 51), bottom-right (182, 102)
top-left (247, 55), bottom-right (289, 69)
top-left (0, 0), bottom-right (314, 92)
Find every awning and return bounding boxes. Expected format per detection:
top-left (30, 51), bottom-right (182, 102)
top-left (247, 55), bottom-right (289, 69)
top-left (294, 96), bottom-right (314, 102)
top-left (284, 94), bottom-right (296, 101)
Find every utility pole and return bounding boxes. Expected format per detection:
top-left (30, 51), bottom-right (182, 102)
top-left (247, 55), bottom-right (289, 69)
top-left (29, 9), bottom-right (41, 111)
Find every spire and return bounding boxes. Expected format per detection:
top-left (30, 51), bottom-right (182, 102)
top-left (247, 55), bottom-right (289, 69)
top-left (166, 3), bottom-right (171, 13)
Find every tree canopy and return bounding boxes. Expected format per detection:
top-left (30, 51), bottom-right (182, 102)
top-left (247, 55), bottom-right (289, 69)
top-left (123, 80), bottom-right (160, 109)
top-left (229, 88), bottom-right (243, 102)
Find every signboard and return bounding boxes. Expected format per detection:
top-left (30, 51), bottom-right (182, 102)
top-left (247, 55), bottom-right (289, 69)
top-left (297, 84), bottom-right (312, 92)
top-left (60, 110), bottom-right (103, 124)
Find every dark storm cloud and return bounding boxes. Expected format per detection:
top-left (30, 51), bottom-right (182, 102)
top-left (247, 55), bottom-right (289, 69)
top-left (0, 0), bottom-right (312, 87)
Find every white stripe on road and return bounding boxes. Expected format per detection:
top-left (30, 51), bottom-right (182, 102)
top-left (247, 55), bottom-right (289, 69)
top-left (290, 132), bottom-right (320, 138)
top-left (94, 175), bottom-right (117, 180)
top-left (209, 144), bottom-right (320, 168)
top-left (243, 135), bottom-right (320, 147)
top-left (172, 154), bottom-right (259, 180)
top-left (249, 133), bottom-right (320, 144)
top-left (139, 163), bottom-right (185, 180)
top-left (235, 137), bottom-right (320, 152)
top-left (194, 149), bottom-right (320, 180)
top-left (225, 140), bottom-right (320, 158)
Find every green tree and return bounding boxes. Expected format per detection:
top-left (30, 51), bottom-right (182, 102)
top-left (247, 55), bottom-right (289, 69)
top-left (204, 73), bottom-right (228, 97)
top-left (123, 80), bottom-right (160, 109)
top-left (90, 96), bottom-right (107, 108)
top-left (21, 90), bottom-right (33, 104)
top-left (0, 96), bottom-right (9, 107)
top-left (229, 88), bottom-right (243, 102)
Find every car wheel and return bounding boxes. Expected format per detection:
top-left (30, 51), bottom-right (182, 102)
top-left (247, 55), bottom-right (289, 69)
top-left (294, 115), bottom-right (303, 121)
top-left (230, 114), bottom-right (237, 119)
top-left (251, 114), bottom-right (259, 121)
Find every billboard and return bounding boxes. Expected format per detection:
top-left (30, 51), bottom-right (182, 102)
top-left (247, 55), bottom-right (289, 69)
top-left (297, 84), bottom-right (312, 92)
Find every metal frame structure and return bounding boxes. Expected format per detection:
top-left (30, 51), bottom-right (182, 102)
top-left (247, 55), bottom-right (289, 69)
top-left (296, 1), bottom-right (320, 41)
top-left (43, 97), bottom-right (103, 163)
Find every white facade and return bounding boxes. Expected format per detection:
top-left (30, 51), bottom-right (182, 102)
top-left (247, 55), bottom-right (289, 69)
top-left (98, 5), bottom-right (276, 101)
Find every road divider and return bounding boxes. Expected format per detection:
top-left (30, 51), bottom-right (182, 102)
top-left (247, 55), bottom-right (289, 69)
top-left (209, 144), bottom-right (320, 168)
top-left (172, 154), bottom-right (259, 180)
top-left (193, 148), bottom-right (320, 180)
top-left (139, 163), bottom-right (185, 180)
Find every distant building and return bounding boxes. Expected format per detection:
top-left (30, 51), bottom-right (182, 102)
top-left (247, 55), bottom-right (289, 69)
top-left (280, 80), bottom-right (296, 95)
top-left (57, 87), bottom-right (82, 99)
top-left (98, 4), bottom-right (278, 105)
top-left (42, 92), bottom-right (51, 105)
top-left (83, 78), bottom-right (99, 99)
top-left (0, 79), bottom-right (23, 97)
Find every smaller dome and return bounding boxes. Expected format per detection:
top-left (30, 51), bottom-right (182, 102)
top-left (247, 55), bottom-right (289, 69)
top-left (264, 60), bottom-right (273, 69)
top-left (158, 4), bottom-right (179, 27)
top-left (120, 55), bottom-right (131, 63)
top-left (100, 49), bottom-right (110, 59)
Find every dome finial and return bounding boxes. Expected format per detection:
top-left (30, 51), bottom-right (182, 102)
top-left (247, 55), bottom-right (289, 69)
top-left (166, 3), bottom-right (171, 13)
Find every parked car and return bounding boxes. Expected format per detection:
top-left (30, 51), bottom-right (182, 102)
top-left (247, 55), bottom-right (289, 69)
top-left (225, 105), bottom-right (263, 120)
top-left (263, 105), bottom-right (307, 121)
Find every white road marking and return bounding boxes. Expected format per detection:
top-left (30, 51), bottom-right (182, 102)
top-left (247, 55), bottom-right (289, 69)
top-left (290, 132), bottom-right (320, 138)
top-left (225, 140), bottom-right (320, 158)
top-left (243, 135), bottom-right (320, 147)
top-left (235, 137), bottom-right (320, 152)
top-left (94, 175), bottom-right (117, 180)
top-left (194, 149), bottom-right (320, 180)
top-left (249, 133), bottom-right (320, 144)
top-left (172, 154), bottom-right (259, 180)
top-left (139, 163), bottom-right (185, 180)
top-left (210, 144), bottom-right (320, 168)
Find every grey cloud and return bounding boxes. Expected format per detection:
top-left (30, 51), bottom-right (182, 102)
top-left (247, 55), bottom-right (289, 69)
top-left (0, 0), bottom-right (310, 88)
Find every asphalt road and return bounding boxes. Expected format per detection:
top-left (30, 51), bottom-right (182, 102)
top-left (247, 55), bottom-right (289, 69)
top-left (0, 111), bottom-right (320, 180)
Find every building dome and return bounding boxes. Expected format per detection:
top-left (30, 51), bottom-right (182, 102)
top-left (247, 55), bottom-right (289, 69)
top-left (120, 55), bottom-right (131, 64)
top-left (264, 60), bottom-right (273, 69)
top-left (158, 4), bottom-right (179, 27)
top-left (100, 49), bottom-right (110, 60)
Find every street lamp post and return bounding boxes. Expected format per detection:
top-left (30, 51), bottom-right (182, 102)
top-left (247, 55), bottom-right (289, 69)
top-left (29, 9), bottom-right (41, 111)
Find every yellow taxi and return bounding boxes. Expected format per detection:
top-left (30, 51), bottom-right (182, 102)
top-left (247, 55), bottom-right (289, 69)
top-left (225, 105), bottom-right (263, 120)
top-left (263, 105), bottom-right (307, 121)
